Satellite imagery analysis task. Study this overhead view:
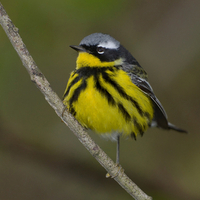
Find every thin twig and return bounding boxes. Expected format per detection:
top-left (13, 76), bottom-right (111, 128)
top-left (0, 3), bottom-right (152, 200)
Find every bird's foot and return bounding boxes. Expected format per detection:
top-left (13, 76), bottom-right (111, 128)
top-left (106, 164), bottom-right (124, 178)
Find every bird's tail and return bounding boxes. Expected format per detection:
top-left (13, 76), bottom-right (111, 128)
top-left (168, 122), bottom-right (188, 133)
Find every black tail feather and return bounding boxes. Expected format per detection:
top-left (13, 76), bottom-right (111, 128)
top-left (168, 122), bottom-right (188, 133)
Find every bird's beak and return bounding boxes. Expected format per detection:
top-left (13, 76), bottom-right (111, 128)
top-left (70, 45), bottom-right (87, 52)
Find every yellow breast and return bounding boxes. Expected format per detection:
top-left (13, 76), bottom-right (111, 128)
top-left (63, 62), bottom-right (154, 139)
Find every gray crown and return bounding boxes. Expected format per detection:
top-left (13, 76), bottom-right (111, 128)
top-left (79, 33), bottom-right (120, 48)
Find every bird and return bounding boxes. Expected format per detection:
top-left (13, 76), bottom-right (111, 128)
top-left (62, 33), bottom-right (187, 165)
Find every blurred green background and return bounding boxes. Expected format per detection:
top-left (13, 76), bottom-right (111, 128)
top-left (0, 0), bottom-right (200, 199)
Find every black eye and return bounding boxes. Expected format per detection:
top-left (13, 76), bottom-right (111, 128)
top-left (97, 46), bottom-right (105, 54)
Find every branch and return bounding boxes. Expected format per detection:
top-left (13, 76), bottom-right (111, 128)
top-left (0, 3), bottom-right (152, 200)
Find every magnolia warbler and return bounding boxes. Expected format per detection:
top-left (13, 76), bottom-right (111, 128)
top-left (63, 33), bottom-right (187, 164)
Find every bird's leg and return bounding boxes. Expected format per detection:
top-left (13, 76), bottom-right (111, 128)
top-left (61, 105), bottom-right (68, 118)
top-left (106, 135), bottom-right (124, 178)
top-left (116, 135), bottom-right (120, 165)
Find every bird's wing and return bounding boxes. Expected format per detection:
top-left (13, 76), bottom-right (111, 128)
top-left (121, 64), bottom-right (187, 133)
top-left (122, 64), bottom-right (169, 129)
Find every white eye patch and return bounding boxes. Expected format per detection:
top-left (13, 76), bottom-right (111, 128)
top-left (98, 41), bottom-right (119, 49)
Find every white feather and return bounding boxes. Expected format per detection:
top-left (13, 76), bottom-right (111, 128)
top-left (98, 41), bottom-right (119, 49)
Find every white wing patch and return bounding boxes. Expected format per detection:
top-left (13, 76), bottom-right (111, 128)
top-left (98, 41), bottom-right (119, 49)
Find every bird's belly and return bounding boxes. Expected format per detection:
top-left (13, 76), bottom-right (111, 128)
top-left (74, 86), bottom-right (129, 134)
top-left (72, 76), bottom-right (153, 138)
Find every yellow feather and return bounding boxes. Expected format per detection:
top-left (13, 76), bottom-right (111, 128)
top-left (63, 52), bottom-right (154, 138)
top-left (76, 52), bottom-right (123, 68)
